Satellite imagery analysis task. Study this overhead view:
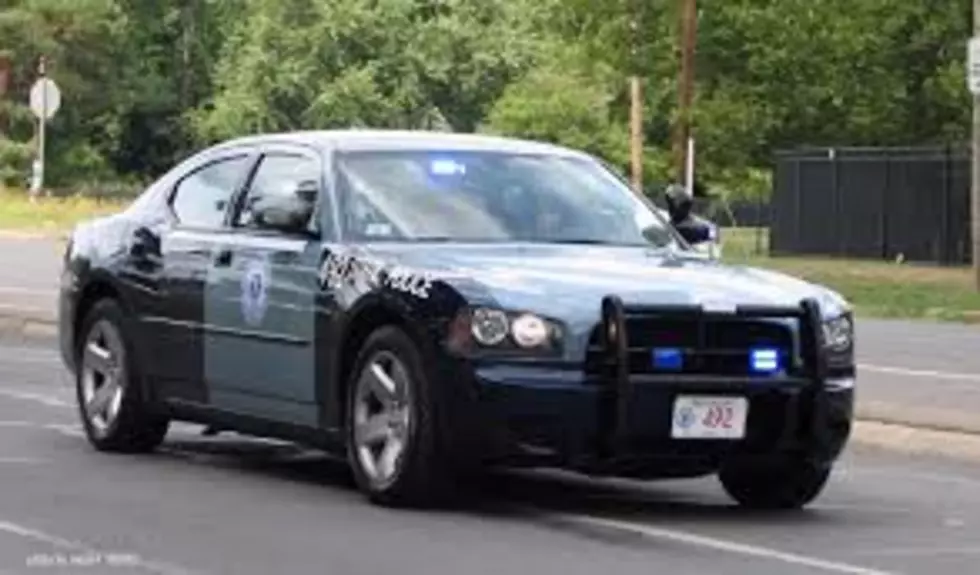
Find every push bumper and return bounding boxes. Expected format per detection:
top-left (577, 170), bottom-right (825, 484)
top-left (462, 298), bottom-right (854, 477)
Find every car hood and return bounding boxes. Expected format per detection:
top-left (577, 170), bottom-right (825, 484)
top-left (359, 243), bottom-right (849, 325)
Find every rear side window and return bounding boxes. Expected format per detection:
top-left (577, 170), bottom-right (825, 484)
top-left (170, 155), bottom-right (250, 229)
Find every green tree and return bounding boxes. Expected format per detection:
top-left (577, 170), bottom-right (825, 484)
top-left (0, 0), bottom-right (126, 186)
top-left (194, 0), bottom-right (538, 142)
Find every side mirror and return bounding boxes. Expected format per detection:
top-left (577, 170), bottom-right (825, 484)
top-left (674, 216), bottom-right (716, 246)
top-left (252, 182), bottom-right (317, 236)
top-left (674, 213), bottom-right (721, 259)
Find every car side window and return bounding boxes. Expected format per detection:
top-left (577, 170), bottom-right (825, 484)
top-left (235, 153), bottom-right (320, 230)
top-left (170, 155), bottom-right (250, 229)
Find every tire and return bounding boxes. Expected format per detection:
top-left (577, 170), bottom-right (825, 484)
top-left (719, 459), bottom-right (832, 510)
top-left (345, 325), bottom-right (454, 507)
top-left (74, 298), bottom-right (169, 453)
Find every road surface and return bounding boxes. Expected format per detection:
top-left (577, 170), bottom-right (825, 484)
top-left (0, 341), bottom-right (977, 575)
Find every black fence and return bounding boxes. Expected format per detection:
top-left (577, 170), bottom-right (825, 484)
top-left (770, 145), bottom-right (971, 264)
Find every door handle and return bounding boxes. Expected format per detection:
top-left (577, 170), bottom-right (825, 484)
top-left (214, 249), bottom-right (233, 267)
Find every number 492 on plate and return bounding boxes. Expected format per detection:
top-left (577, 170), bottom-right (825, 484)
top-left (671, 396), bottom-right (749, 440)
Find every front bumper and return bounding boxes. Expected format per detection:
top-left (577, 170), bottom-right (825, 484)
top-left (451, 298), bottom-right (854, 478)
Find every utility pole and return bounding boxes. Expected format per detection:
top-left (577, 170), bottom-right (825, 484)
top-left (673, 0), bottom-right (697, 185)
top-left (972, 0), bottom-right (980, 289)
top-left (628, 0), bottom-right (643, 195)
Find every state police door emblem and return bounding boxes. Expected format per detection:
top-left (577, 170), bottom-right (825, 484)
top-left (241, 258), bottom-right (270, 326)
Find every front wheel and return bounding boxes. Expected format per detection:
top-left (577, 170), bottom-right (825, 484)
top-left (345, 325), bottom-right (455, 507)
top-left (719, 460), bottom-right (832, 510)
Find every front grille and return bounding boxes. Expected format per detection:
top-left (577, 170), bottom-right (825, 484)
top-left (585, 314), bottom-right (797, 377)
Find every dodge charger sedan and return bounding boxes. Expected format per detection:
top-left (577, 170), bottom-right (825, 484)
top-left (57, 130), bottom-right (855, 508)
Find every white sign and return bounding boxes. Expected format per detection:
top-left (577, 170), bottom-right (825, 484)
top-left (29, 78), bottom-right (61, 121)
top-left (968, 37), bottom-right (980, 95)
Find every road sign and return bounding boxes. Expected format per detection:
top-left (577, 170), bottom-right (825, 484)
top-left (29, 78), bottom-right (61, 121)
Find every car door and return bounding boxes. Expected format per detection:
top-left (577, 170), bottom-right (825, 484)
top-left (202, 144), bottom-right (325, 426)
top-left (143, 149), bottom-right (257, 403)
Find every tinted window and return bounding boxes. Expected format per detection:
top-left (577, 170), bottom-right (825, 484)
top-left (335, 151), bottom-right (678, 248)
top-left (236, 153), bottom-right (320, 229)
top-left (170, 155), bottom-right (250, 229)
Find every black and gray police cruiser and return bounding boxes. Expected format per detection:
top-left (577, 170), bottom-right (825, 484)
top-left (58, 130), bottom-right (855, 508)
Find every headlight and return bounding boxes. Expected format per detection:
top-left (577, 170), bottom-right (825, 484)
top-left (511, 314), bottom-right (550, 347)
top-left (460, 306), bottom-right (562, 352)
top-left (822, 315), bottom-right (853, 351)
top-left (471, 308), bottom-right (510, 346)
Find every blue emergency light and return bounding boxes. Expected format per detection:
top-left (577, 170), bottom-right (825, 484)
top-left (749, 347), bottom-right (781, 374)
top-left (652, 348), bottom-right (684, 371)
top-left (429, 158), bottom-right (465, 176)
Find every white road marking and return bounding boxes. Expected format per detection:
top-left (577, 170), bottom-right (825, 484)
top-left (0, 389), bottom-right (71, 408)
top-left (0, 286), bottom-right (57, 296)
top-left (0, 353), bottom-right (63, 365)
top-left (855, 546), bottom-right (980, 557)
top-left (0, 457), bottom-right (47, 464)
top-left (846, 466), bottom-right (980, 490)
top-left (560, 514), bottom-right (896, 575)
top-left (0, 420), bottom-right (43, 427)
top-left (43, 423), bottom-right (85, 438)
top-left (0, 518), bottom-right (203, 575)
top-left (0, 302), bottom-right (50, 314)
top-left (0, 419), bottom-right (82, 438)
top-left (859, 363), bottom-right (980, 383)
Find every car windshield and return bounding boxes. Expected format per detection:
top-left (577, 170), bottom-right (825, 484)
top-left (335, 149), bottom-right (680, 249)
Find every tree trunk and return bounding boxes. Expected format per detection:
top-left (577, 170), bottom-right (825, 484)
top-left (0, 53), bottom-right (11, 136)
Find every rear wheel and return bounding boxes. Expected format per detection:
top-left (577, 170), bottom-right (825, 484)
top-left (345, 325), bottom-right (454, 507)
top-left (75, 298), bottom-right (169, 453)
top-left (719, 459), bottom-right (832, 510)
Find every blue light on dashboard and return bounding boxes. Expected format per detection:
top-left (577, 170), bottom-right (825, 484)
top-left (429, 158), bottom-right (465, 176)
top-left (749, 347), bottom-right (781, 374)
top-left (652, 348), bottom-right (684, 371)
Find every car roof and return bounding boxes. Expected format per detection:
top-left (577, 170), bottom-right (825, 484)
top-left (208, 129), bottom-right (592, 159)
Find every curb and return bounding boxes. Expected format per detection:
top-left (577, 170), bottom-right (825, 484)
top-left (850, 420), bottom-right (980, 461)
top-left (855, 401), bottom-right (980, 436)
top-left (0, 230), bottom-right (69, 241)
top-left (0, 310), bottom-right (58, 344)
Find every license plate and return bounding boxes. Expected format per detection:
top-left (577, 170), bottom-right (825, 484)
top-left (671, 396), bottom-right (748, 439)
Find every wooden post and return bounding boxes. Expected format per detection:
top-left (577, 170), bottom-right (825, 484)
top-left (628, 1), bottom-right (643, 195)
top-left (973, 0), bottom-right (980, 288)
top-left (673, 0), bottom-right (697, 184)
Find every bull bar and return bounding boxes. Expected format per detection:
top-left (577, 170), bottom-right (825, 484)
top-left (596, 296), bottom-right (830, 461)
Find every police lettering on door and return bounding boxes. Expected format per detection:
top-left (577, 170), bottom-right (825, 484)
top-left (241, 258), bottom-right (270, 326)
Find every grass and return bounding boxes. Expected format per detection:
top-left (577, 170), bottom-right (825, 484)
top-left (722, 227), bottom-right (980, 322)
top-left (0, 188), bottom-right (128, 235)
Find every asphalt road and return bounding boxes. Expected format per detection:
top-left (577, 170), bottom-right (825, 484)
top-left (0, 342), bottom-right (978, 575)
top-left (0, 236), bottom-right (60, 316)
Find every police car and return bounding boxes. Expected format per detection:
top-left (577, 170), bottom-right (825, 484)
top-left (57, 130), bottom-right (855, 509)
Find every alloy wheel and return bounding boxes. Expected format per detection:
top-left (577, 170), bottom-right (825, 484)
top-left (352, 350), bottom-right (413, 490)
